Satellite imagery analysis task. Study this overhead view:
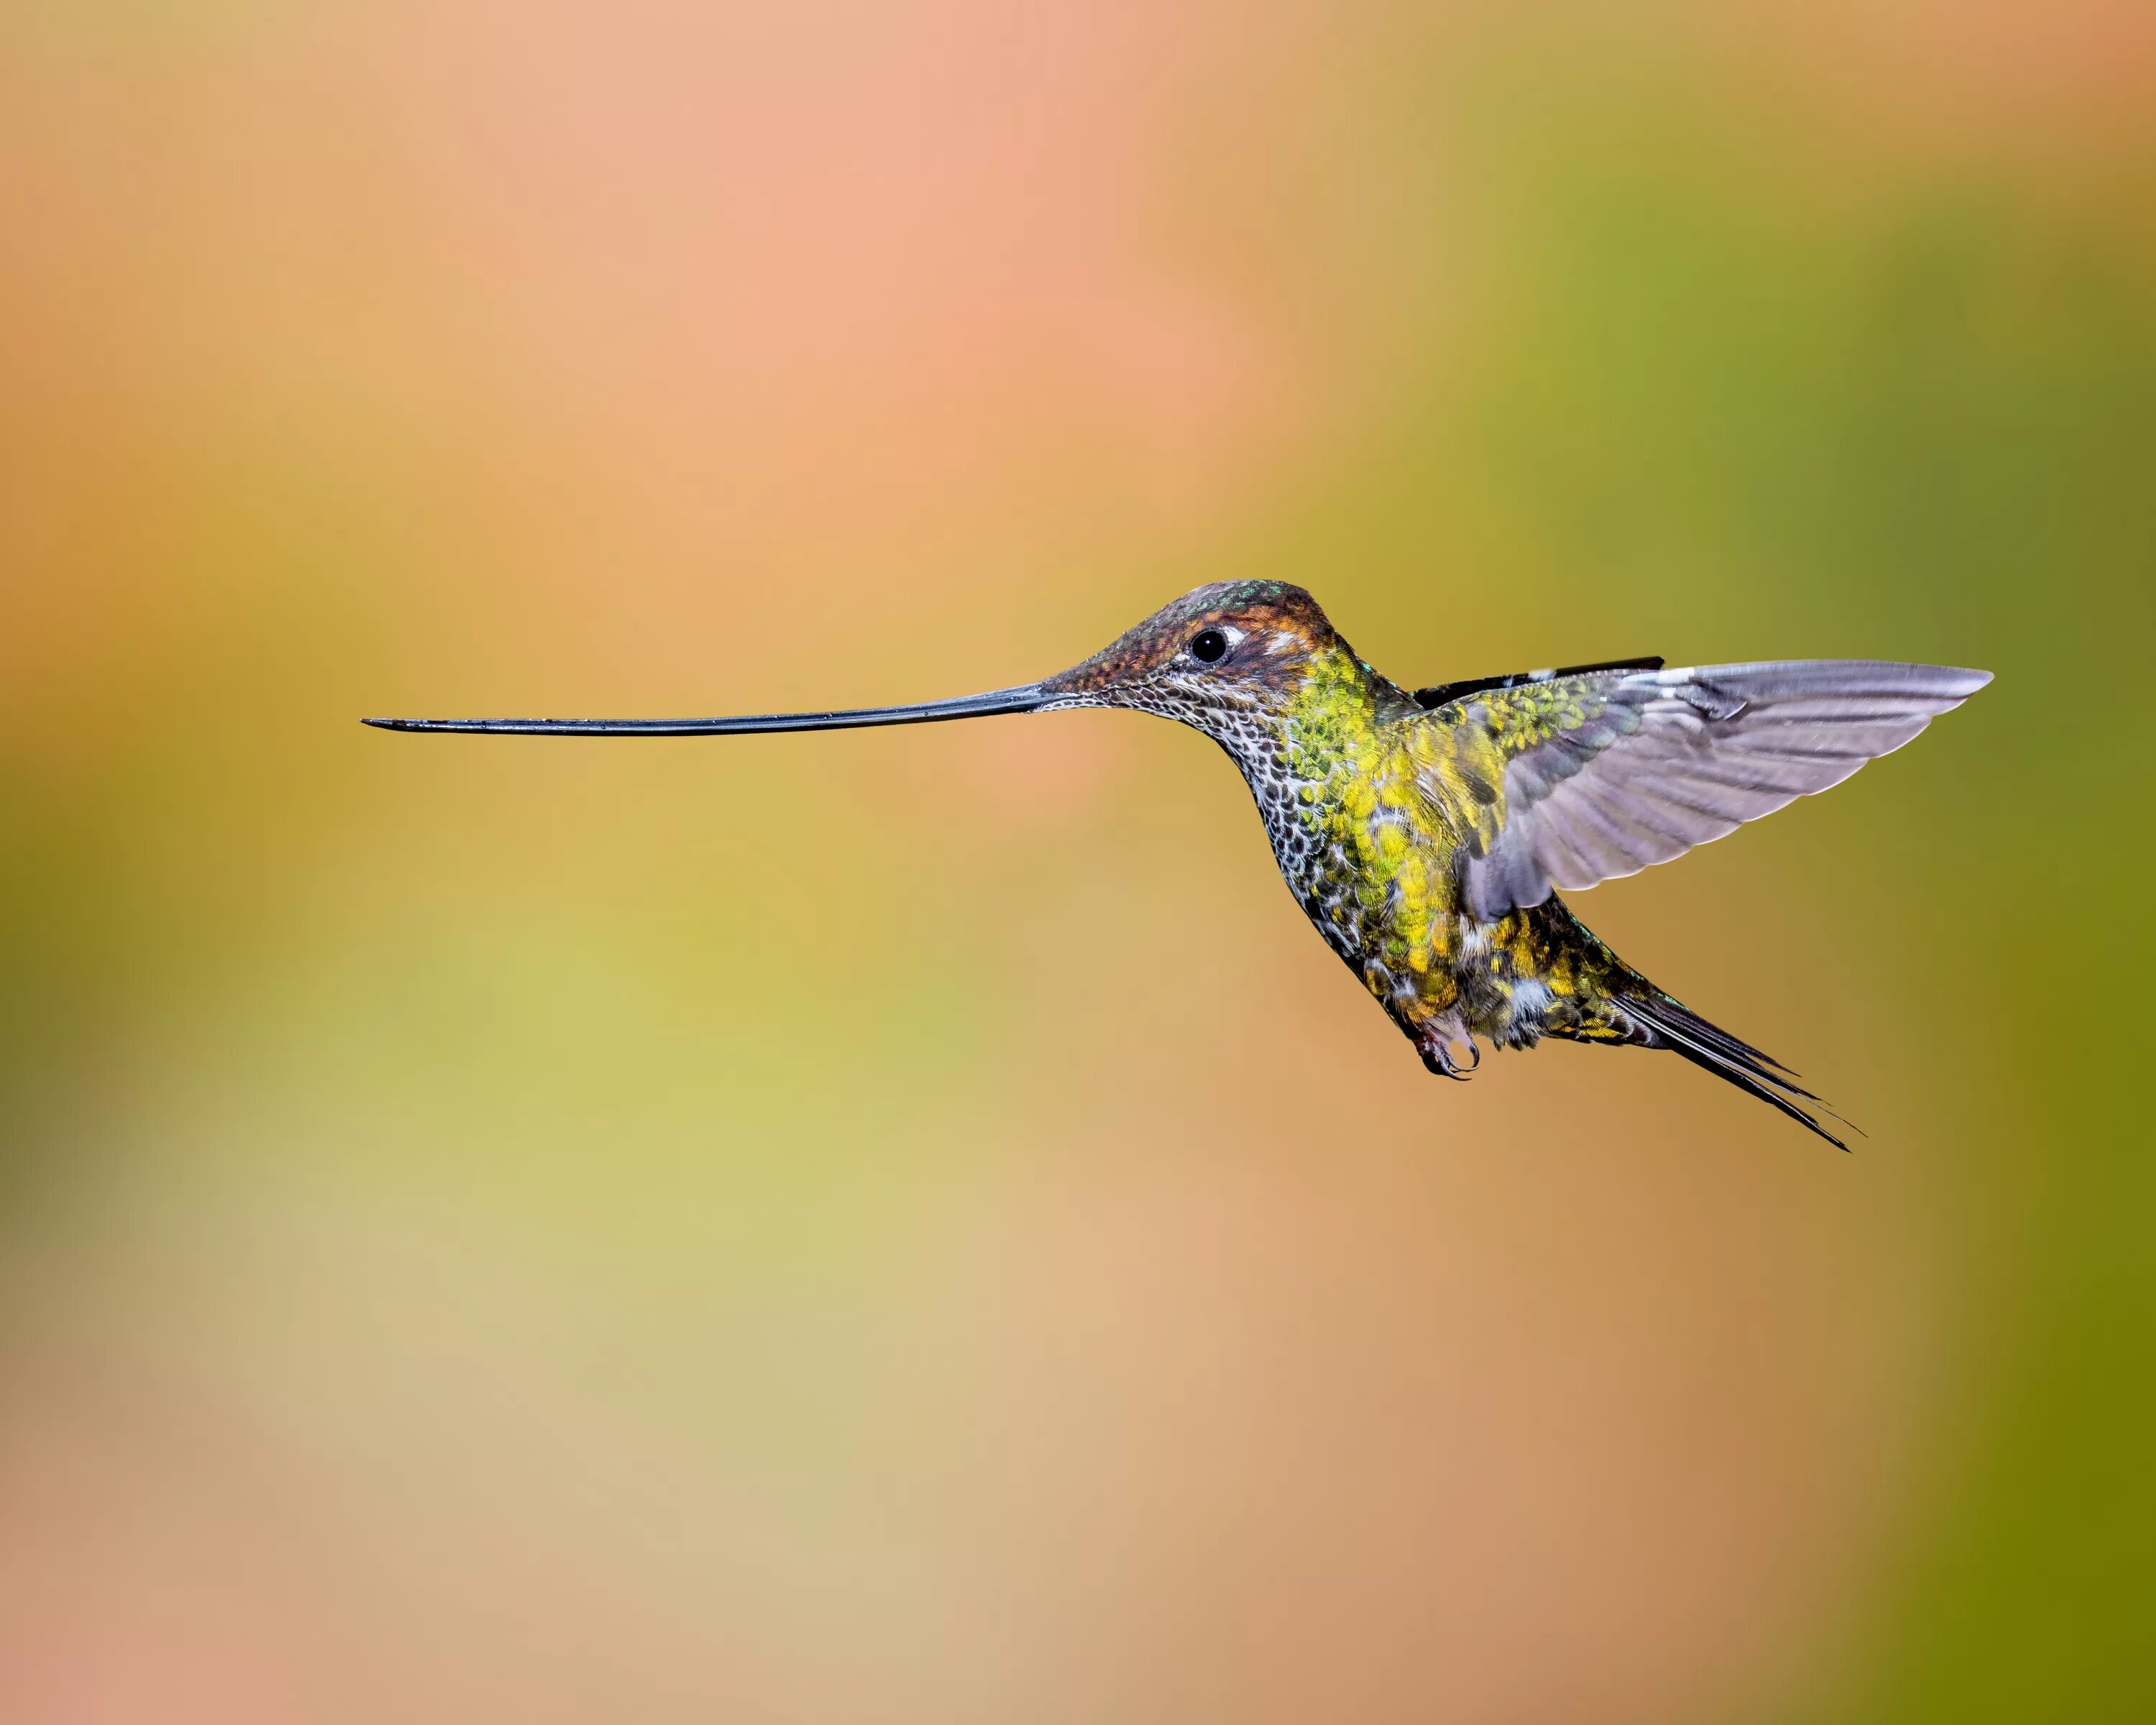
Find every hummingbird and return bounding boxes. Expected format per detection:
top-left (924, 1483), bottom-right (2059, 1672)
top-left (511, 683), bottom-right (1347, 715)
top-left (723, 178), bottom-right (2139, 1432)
top-left (368, 581), bottom-right (1989, 1148)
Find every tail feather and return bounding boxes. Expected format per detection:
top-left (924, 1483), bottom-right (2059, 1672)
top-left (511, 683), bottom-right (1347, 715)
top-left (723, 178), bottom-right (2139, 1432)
top-left (1623, 992), bottom-right (1858, 1151)
top-left (1504, 896), bottom-right (1859, 1149)
top-left (1641, 1002), bottom-right (1805, 1083)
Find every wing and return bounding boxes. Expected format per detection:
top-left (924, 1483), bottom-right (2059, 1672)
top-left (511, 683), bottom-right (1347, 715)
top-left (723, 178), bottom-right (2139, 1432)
top-left (1410, 660), bottom-right (1992, 921)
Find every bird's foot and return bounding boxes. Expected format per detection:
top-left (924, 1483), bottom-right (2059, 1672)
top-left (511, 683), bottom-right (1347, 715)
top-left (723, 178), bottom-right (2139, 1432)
top-left (1418, 1027), bottom-right (1482, 1080)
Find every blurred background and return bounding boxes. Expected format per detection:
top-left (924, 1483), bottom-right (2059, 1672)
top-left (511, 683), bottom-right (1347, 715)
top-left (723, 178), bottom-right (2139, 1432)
top-left (2, 1), bottom-right (2150, 1719)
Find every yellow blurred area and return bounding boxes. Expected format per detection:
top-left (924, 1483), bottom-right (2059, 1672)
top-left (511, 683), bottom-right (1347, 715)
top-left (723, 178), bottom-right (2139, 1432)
top-left (3, 2), bottom-right (2150, 1719)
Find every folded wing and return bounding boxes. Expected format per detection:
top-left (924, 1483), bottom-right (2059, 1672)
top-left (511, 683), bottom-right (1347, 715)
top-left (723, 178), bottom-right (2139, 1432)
top-left (1413, 661), bottom-right (1991, 921)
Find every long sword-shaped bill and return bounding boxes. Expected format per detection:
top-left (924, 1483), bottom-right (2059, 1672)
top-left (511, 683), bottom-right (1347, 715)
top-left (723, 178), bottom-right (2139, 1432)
top-left (363, 682), bottom-right (1051, 736)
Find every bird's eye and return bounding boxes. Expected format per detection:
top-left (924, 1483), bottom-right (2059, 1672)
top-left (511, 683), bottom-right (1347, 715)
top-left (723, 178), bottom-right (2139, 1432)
top-left (1190, 629), bottom-right (1229, 663)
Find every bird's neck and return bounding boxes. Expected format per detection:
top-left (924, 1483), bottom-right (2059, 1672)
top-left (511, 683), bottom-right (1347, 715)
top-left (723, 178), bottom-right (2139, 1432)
top-left (1279, 641), bottom-right (1394, 776)
top-left (1222, 643), bottom-right (1409, 868)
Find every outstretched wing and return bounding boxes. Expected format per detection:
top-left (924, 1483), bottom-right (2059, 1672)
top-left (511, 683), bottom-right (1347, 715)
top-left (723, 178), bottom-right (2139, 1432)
top-left (1411, 660), bottom-right (1991, 921)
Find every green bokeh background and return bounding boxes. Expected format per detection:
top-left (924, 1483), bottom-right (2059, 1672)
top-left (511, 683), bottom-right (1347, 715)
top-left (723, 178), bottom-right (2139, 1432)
top-left (4, 3), bottom-right (2150, 1719)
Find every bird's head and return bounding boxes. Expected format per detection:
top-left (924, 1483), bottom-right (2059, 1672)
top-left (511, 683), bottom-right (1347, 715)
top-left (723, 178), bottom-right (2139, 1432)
top-left (1036, 581), bottom-right (1345, 733)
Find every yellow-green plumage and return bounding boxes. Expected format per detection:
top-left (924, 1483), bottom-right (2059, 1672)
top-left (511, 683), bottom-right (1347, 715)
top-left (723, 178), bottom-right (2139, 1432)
top-left (1239, 630), bottom-right (1645, 1072)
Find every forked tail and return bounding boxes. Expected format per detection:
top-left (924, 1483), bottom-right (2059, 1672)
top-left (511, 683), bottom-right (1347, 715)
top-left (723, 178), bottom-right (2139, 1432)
top-left (1620, 990), bottom-right (1856, 1151)
top-left (1489, 896), bottom-right (1858, 1148)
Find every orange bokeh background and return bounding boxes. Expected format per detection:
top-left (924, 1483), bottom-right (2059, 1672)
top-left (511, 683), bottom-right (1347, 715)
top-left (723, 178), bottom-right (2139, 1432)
top-left (4, 4), bottom-right (2149, 1720)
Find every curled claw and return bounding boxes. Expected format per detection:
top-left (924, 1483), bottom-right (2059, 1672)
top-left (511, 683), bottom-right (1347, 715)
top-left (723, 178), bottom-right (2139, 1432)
top-left (1420, 1032), bottom-right (1481, 1080)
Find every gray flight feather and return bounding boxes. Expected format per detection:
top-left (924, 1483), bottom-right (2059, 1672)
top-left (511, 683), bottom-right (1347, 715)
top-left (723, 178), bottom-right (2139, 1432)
top-left (1446, 660), bottom-right (1992, 921)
